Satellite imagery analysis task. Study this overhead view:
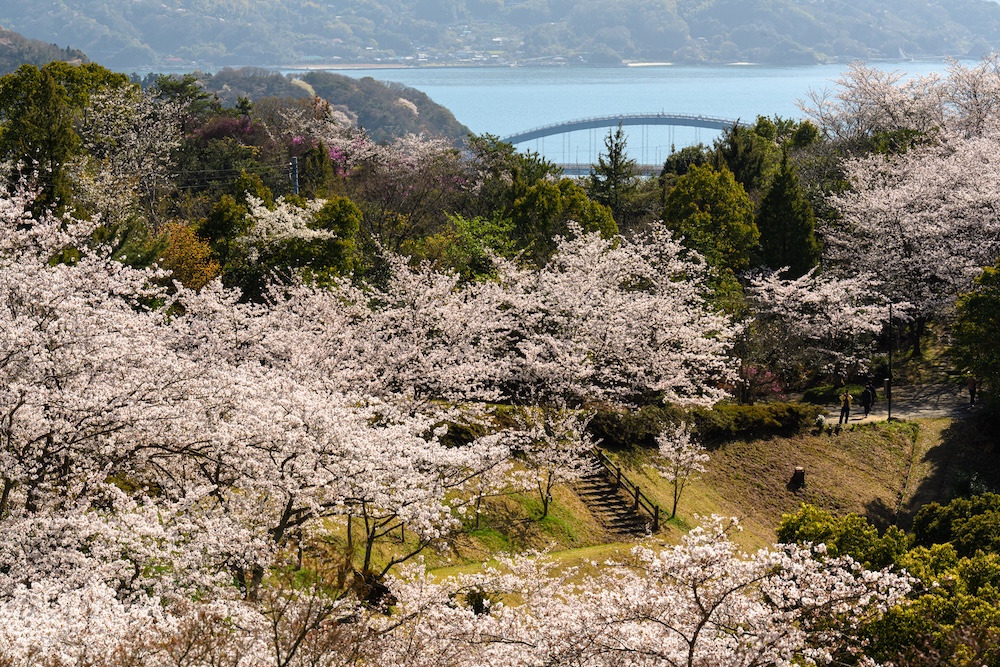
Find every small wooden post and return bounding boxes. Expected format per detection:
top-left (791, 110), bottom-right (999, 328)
top-left (652, 506), bottom-right (659, 532)
top-left (633, 485), bottom-right (640, 511)
top-left (615, 467), bottom-right (621, 490)
top-left (400, 524), bottom-right (405, 543)
top-left (791, 466), bottom-right (805, 489)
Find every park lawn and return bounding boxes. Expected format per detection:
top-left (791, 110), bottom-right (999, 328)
top-left (325, 414), bottom-right (999, 579)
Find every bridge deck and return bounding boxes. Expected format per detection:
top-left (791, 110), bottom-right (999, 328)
top-left (503, 112), bottom-right (744, 144)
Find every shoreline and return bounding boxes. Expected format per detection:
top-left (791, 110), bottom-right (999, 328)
top-left (274, 56), bottom-right (952, 72)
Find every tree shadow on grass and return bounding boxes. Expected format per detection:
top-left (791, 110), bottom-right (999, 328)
top-left (884, 410), bottom-right (1000, 531)
top-left (865, 497), bottom-right (898, 531)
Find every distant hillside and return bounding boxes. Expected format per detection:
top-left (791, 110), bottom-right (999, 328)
top-left (4, 0), bottom-right (1000, 69)
top-left (193, 67), bottom-right (470, 142)
top-left (0, 26), bottom-right (88, 74)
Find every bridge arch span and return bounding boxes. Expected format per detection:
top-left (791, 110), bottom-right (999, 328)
top-left (502, 112), bottom-right (746, 145)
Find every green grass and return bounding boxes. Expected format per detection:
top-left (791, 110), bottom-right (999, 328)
top-left (319, 408), bottom-right (1000, 581)
top-left (467, 526), bottom-right (514, 553)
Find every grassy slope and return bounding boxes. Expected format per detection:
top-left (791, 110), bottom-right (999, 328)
top-left (337, 411), bottom-right (997, 579)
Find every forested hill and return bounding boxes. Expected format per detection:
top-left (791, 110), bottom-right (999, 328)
top-left (192, 68), bottom-right (470, 142)
top-left (0, 27), bottom-right (88, 74)
top-left (4, 0), bottom-right (1000, 70)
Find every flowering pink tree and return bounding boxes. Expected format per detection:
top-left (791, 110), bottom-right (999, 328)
top-left (508, 407), bottom-right (597, 520)
top-left (73, 85), bottom-right (185, 226)
top-left (801, 56), bottom-right (1000, 356)
top-left (493, 224), bottom-right (736, 408)
top-left (826, 137), bottom-right (1000, 331)
top-left (0, 159), bottom-right (751, 663)
top-left (655, 424), bottom-right (708, 519)
top-left (743, 268), bottom-right (892, 381)
top-left (376, 516), bottom-right (912, 667)
top-left (799, 61), bottom-right (943, 145)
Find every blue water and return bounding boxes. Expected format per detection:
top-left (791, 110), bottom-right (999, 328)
top-left (323, 61), bottom-right (961, 164)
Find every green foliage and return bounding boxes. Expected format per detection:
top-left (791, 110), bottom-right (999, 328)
top-left (713, 122), bottom-right (772, 198)
top-left (298, 141), bottom-right (340, 199)
top-left (913, 493), bottom-right (1000, 557)
top-left (588, 405), bottom-right (687, 450)
top-left (308, 195), bottom-right (363, 275)
top-left (511, 178), bottom-right (617, 266)
top-left (951, 261), bottom-right (1000, 400)
top-left (0, 62), bottom-right (128, 212)
top-left (198, 195), bottom-right (252, 269)
top-left (809, 495), bottom-right (1000, 664)
top-left (866, 529), bottom-right (1000, 666)
top-left (662, 163), bottom-right (759, 273)
top-left (403, 213), bottom-right (516, 281)
top-left (688, 402), bottom-right (824, 445)
top-left (660, 143), bottom-right (712, 179)
top-left (216, 194), bottom-right (362, 300)
top-left (755, 150), bottom-right (820, 278)
top-left (588, 402), bottom-right (822, 450)
top-left (777, 503), bottom-right (910, 569)
top-left (152, 74), bottom-right (216, 112)
top-left (465, 134), bottom-right (563, 222)
top-left (587, 123), bottom-right (639, 227)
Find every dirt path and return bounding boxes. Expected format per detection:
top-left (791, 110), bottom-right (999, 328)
top-left (824, 384), bottom-right (992, 527)
top-left (837, 383), bottom-right (976, 424)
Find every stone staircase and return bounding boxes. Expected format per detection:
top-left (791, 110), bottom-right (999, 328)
top-left (575, 470), bottom-right (652, 538)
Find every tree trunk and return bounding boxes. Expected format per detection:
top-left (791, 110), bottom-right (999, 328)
top-left (910, 316), bottom-right (927, 358)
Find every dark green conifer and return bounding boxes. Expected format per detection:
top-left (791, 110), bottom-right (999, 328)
top-left (755, 150), bottom-right (820, 278)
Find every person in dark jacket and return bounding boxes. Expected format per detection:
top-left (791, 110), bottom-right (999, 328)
top-left (860, 381), bottom-right (876, 418)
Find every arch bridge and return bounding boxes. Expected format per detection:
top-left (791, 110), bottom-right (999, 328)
top-left (501, 112), bottom-right (746, 145)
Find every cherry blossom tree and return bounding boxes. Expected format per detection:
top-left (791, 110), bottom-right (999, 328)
top-left (799, 61), bottom-right (943, 145)
top-left (825, 136), bottom-right (1000, 337)
top-left (375, 516), bottom-right (912, 667)
top-left (801, 56), bottom-right (1000, 145)
top-left (655, 424), bottom-right (708, 519)
top-left (493, 224), bottom-right (736, 408)
top-left (800, 56), bottom-right (1000, 354)
top-left (743, 268), bottom-right (893, 381)
top-left (0, 155), bottom-right (759, 665)
top-left (508, 407), bottom-right (597, 520)
top-left (72, 85), bottom-right (185, 226)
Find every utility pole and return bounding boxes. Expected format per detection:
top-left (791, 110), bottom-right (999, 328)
top-left (290, 157), bottom-right (299, 195)
top-left (887, 300), bottom-right (893, 421)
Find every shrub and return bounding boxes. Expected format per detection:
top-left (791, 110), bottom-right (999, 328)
top-left (778, 503), bottom-right (910, 569)
top-left (912, 493), bottom-right (1000, 557)
top-left (589, 402), bottom-right (823, 450)
top-left (688, 402), bottom-right (824, 446)
top-left (588, 404), bottom-right (686, 450)
top-left (802, 383), bottom-right (867, 404)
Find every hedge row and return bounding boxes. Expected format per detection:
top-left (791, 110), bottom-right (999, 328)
top-left (589, 402), bottom-right (824, 450)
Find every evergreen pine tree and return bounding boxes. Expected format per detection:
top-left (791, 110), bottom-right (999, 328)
top-left (588, 123), bottom-right (638, 226)
top-left (756, 151), bottom-right (820, 278)
top-left (713, 122), bottom-right (769, 197)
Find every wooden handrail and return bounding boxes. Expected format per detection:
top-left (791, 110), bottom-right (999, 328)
top-left (593, 450), bottom-right (661, 532)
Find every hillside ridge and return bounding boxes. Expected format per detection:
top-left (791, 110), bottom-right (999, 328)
top-left (5, 0), bottom-right (1000, 70)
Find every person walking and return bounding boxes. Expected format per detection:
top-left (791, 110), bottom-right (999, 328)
top-left (839, 389), bottom-right (853, 425)
top-left (967, 375), bottom-right (978, 406)
top-left (860, 381), bottom-right (876, 418)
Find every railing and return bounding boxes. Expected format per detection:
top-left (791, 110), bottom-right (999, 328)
top-left (593, 449), bottom-right (661, 532)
